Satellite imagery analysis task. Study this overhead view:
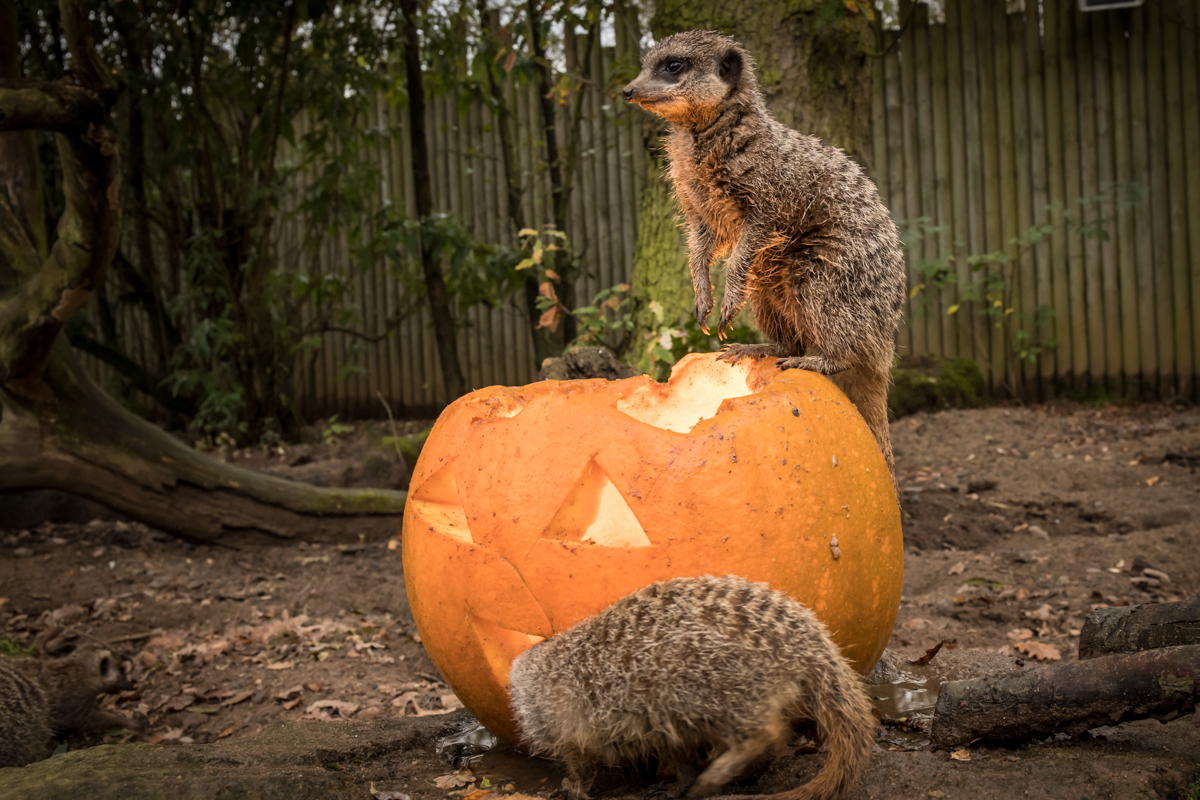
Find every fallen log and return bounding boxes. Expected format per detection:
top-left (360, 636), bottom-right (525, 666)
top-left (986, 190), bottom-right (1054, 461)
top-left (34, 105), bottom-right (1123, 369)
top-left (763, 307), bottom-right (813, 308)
top-left (931, 644), bottom-right (1200, 748)
top-left (1079, 598), bottom-right (1200, 659)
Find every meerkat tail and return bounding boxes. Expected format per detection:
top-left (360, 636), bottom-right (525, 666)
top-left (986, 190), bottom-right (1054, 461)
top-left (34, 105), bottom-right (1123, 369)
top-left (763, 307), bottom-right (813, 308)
top-left (775, 672), bottom-right (877, 800)
top-left (717, 671), bottom-right (876, 800)
top-left (838, 364), bottom-right (895, 487)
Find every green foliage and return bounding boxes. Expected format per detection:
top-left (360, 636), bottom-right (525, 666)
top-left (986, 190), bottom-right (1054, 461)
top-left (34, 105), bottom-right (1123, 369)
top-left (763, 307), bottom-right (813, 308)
top-left (14, 0), bottom-right (534, 442)
top-left (572, 284), bottom-right (635, 346)
top-left (905, 182), bottom-right (1143, 393)
top-left (0, 639), bottom-right (34, 658)
top-left (321, 415), bottom-right (355, 445)
top-left (889, 356), bottom-right (987, 420)
top-left (556, 282), bottom-right (756, 381)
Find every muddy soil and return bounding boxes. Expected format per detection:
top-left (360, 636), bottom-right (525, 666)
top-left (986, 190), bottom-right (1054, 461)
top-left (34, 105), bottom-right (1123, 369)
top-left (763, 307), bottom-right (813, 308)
top-left (1, 404), bottom-right (1199, 799)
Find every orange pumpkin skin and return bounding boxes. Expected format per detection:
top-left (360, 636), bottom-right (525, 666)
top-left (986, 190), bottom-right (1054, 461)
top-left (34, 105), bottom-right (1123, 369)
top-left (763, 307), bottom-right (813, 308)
top-left (402, 353), bottom-right (902, 744)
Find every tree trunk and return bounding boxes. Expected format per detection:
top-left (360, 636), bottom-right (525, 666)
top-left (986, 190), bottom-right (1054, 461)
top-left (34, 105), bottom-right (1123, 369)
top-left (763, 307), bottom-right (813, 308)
top-left (0, 0), bottom-right (48, 293)
top-left (400, 0), bottom-right (467, 403)
top-left (1079, 599), bottom-right (1200, 660)
top-left (626, 0), bottom-right (875, 343)
top-left (475, 1), bottom-right (558, 368)
top-left (0, 0), bottom-right (407, 546)
top-left (0, 343), bottom-right (406, 545)
top-left (930, 644), bottom-right (1200, 748)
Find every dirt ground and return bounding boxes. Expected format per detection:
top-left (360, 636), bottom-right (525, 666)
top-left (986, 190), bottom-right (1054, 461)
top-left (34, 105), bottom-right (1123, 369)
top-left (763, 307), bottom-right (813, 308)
top-left (1, 403), bottom-right (1199, 798)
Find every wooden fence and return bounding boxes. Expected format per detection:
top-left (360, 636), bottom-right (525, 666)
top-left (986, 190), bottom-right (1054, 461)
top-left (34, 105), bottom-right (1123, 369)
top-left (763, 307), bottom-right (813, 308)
top-left (285, 41), bottom-right (646, 418)
top-left (83, 0), bottom-right (1200, 418)
top-left (874, 0), bottom-right (1200, 399)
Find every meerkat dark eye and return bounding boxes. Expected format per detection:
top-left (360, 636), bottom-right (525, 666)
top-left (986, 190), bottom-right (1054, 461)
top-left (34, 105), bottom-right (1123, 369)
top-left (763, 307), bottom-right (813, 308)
top-left (99, 657), bottom-right (110, 674)
top-left (660, 59), bottom-right (688, 77)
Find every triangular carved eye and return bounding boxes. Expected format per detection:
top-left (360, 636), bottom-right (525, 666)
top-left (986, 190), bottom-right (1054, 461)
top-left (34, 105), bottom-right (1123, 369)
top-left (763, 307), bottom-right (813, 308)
top-left (468, 615), bottom-right (545, 687)
top-left (410, 464), bottom-right (472, 544)
top-left (543, 460), bottom-right (652, 548)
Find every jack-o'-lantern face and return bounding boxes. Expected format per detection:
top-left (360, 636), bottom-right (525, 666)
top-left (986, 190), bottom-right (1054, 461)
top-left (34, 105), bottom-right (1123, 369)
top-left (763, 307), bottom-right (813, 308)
top-left (402, 353), bottom-right (902, 743)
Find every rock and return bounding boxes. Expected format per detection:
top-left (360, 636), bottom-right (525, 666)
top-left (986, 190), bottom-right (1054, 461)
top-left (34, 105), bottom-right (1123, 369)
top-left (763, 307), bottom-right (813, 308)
top-left (0, 711), bottom-right (475, 800)
top-left (537, 347), bottom-right (638, 381)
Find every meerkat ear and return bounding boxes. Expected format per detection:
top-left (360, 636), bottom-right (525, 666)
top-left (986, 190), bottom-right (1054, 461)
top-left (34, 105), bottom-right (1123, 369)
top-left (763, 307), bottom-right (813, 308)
top-left (719, 50), bottom-right (743, 87)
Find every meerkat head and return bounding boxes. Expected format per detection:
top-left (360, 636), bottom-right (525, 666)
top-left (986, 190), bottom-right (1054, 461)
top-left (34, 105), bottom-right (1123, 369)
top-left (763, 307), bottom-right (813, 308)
top-left (622, 31), bottom-right (758, 127)
top-left (77, 647), bottom-right (134, 694)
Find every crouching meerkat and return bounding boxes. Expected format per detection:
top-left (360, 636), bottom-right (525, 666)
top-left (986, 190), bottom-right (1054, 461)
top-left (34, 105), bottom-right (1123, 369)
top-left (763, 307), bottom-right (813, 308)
top-left (623, 31), bottom-right (906, 482)
top-left (509, 575), bottom-right (876, 800)
top-left (0, 645), bottom-right (142, 768)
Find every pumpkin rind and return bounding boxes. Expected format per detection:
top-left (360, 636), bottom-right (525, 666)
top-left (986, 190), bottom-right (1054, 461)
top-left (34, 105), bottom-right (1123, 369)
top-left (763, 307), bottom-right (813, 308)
top-left (402, 353), bottom-right (903, 744)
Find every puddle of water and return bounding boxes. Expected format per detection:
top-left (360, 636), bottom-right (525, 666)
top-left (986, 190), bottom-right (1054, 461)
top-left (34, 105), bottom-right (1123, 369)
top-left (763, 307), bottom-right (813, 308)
top-left (869, 665), bottom-right (942, 749)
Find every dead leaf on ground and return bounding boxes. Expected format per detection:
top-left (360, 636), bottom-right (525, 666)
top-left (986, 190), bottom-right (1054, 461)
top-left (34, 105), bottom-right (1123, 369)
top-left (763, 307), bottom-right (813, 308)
top-left (146, 632), bottom-right (185, 649)
top-left (147, 727), bottom-right (185, 744)
top-left (266, 661), bottom-right (294, 670)
top-left (1023, 603), bottom-right (1054, 621)
top-left (909, 641), bottom-right (945, 666)
top-left (221, 690), bottom-right (253, 707)
top-left (1146, 476), bottom-right (1161, 486)
top-left (462, 790), bottom-right (491, 800)
top-left (282, 697), bottom-right (303, 710)
top-left (948, 561), bottom-right (965, 575)
top-left (370, 783), bottom-right (411, 800)
top-left (218, 727), bottom-right (234, 739)
top-left (950, 748), bottom-right (971, 762)
top-left (274, 684), bottom-right (304, 701)
top-left (901, 618), bottom-right (931, 629)
top-left (1014, 641), bottom-right (1061, 661)
top-left (1007, 628), bottom-right (1034, 641)
top-left (434, 769), bottom-right (476, 789)
top-left (161, 694), bottom-right (196, 712)
top-left (306, 699), bottom-right (360, 718)
top-left (440, 693), bottom-right (465, 712)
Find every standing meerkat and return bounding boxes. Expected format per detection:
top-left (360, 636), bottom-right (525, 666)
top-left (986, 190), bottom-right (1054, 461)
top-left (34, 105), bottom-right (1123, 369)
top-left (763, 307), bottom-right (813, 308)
top-left (509, 575), bottom-right (876, 800)
top-left (623, 31), bottom-right (906, 480)
top-left (0, 645), bottom-right (141, 768)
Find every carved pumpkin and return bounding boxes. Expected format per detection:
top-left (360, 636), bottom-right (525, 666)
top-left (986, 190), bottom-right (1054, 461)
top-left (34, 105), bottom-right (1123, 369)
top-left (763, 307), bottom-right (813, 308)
top-left (402, 353), bottom-right (902, 743)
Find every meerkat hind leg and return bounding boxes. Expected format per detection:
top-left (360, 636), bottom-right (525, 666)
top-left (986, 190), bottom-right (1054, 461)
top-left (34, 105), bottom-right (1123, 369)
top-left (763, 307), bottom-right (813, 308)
top-left (560, 749), bottom-right (598, 800)
top-left (685, 719), bottom-right (788, 798)
top-left (775, 354), bottom-right (851, 376)
top-left (717, 342), bottom-right (787, 365)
